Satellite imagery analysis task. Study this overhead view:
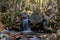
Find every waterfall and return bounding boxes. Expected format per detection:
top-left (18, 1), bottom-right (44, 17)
top-left (22, 16), bottom-right (32, 32)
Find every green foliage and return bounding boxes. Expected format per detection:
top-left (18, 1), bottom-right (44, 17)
top-left (30, 0), bottom-right (36, 4)
top-left (1, 13), bottom-right (12, 27)
top-left (25, 6), bottom-right (31, 11)
top-left (0, 0), bottom-right (2, 2)
top-left (57, 0), bottom-right (60, 5)
top-left (1, 11), bottom-right (20, 27)
top-left (17, 0), bottom-right (19, 3)
top-left (1, 14), bottom-right (8, 23)
top-left (42, 3), bottom-right (44, 7)
top-left (6, 19), bottom-right (12, 27)
top-left (14, 11), bottom-right (19, 18)
top-left (54, 13), bottom-right (60, 21)
top-left (50, 13), bottom-right (60, 22)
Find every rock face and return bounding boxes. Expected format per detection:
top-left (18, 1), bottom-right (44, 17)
top-left (30, 9), bottom-right (42, 24)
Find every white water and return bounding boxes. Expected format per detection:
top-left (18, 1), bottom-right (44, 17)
top-left (22, 18), bottom-right (32, 33)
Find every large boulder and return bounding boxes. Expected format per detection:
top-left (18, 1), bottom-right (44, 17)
top-left (29, 9), bottom-right (43, 24)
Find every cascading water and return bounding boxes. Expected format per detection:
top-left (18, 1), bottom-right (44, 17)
top-left (22, 15), bottom-right (32, 33)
